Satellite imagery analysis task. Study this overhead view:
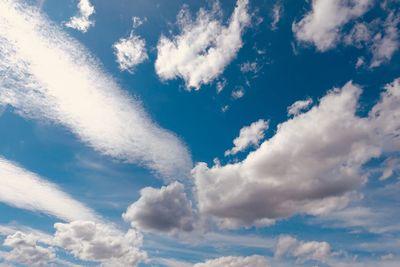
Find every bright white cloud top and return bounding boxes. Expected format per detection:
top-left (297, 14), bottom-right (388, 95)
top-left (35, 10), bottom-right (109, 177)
top-left (0, 0), bottom-right (192, 179)
top-left (155, 0), bottom-right (251, 90)
top-left (0, 157), bottom-right (99, 222)
top-left (65, 0), bottom-right (95, 32)
top-left (113, 32), bottom-right (148, 72)
top-left (193, 255), bottom-right (269, 267)
top-left (193, 79), bottom-right (400, 228)
top-left (225, 119), bottom-right (269, 156)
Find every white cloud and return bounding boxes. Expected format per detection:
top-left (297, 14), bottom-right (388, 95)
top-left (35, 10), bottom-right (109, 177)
top-left (65, 0), bottom-right (95, 32)
top-left (132, 16), bottom-right (145, 29)
top-left (0, 157), bottom-right (99, 222)
top-left (193, 255), bottom-right (269, 267)
top-left (123, 182), bottom-right (195, 233)
top-left (240, 61), bottom-right (259, 74)
top-left (193, 79), bottom-right (400, 228)
top-left (54, 221), bottom-right (147, 266)
top-left (216, 78), bottom-right (227, 94)
top-left (155, 0), bottom-right (251, 90)
top-left (231, 87), bottom-right (245, 99)
top-left (2, 231), bottom-right (55, 267)
top-left (370, 12), bottom-right (400, 67)
top-left (287, 97), bottom-right (313, 116)
top-left (275, 235), bottom-right (332, 263)
top-left (293, 0), bottom-right (373, 51)
top-left (0, 0), bottom-right (192, 179)
top-left (271, 1), bottom-right (283, 31)
top-left (225, 119), bottom-right (269, 156)
top-left (113, 34), bottom-right (148, 73)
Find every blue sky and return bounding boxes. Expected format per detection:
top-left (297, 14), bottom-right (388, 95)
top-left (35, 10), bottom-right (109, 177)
top-left (0, 0), bottom-right (400, 266)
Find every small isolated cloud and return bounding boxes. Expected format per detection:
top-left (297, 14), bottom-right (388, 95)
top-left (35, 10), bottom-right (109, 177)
top-left (0, 0), bottom-right (191, 179)
top-left (293, 0), bottom-right (373, 51)
top-left (0, 157), bottom-right (99, 222)
top-left (287, 97), bottom-right (313, 116)
top-left (155, 0), bottom-right (251, 90)
top-left (225, 119), bottom-right (269, 156)
top-left (193, 255), bottom-right (269, 267)
top-left (113, 34), bottom-right (148, 73)
top-left (240, 61), bottom-right (259, 74)
top-left (123, 182), bottom-right (195, 234)
top-left (54, 221), bottom-right (147, 266)
top-left (271, 1), bottom-right (283, 31)
top-left (274, 235), bottom-right (331, 263)
top-left (216, 78), bottom-right (227, 94)
top-left (65, 0), bottom-right (95, 32)
top-left (193, 78), bottom-right (400, 228)
top-left (232, 87), bottom-right (245, 99)
top-left (2, 231), bottom-right (55, 267)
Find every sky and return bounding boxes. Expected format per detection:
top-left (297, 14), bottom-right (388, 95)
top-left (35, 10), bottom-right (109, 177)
top-left (0, 0), bottom-right (400, 266)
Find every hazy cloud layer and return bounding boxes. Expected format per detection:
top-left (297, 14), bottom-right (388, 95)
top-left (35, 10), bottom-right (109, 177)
top-left (193, 255), bottom-right (269, 267)
top-left (0, 157), bottom-right (99, 222)
top-left (0, 0), bottom-right (192, 179)
top-left (155, 0), bottom-right (250, 89)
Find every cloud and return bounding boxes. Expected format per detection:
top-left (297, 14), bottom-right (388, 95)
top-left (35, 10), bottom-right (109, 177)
top-left (0, 157), bottom-right (99, 222)
top-left (0, 0), bottom-right (192, 179)
top-left (231, 87), bottom-right (245, 99)
top-left (274, 235), bottom-right (332, 263)
top-left (123, 182), bottom-right (195, 234)
top-left (113, 34), bottom-right (148, 73)
top-left (54, 221), bottom-right (147, 266)
top-left (287, 97), bottom-right (313, 116)
top-left (225, 119), bottom-right (269, 156)
top-left (271, 1), bottom-right (283, 31)
top-left (193, 79), bottom-right (400, 228)
top-left (2, 231), bottom-right (55, 267)
top-left (370, 12), bottom-right (400, 67)
top-left (155, 0), bottom-right (251, 90)
top-left (65, 0), bottom-right (95, 32)
top-left (293, 0), bottom-right (373, 51)
top-left (193, 255), bottom-right (269, 267)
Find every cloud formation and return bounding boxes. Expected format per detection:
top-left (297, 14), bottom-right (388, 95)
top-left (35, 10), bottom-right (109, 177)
top-left (113, 32), bottom-right (148, 72)
top-left (193, 79), bottom-right (400, 228)
top-left (274, 235), bottom-right (331, 263)
top-left (293, 0), bottom-right (373, 51)
top-left (65, 0), bottom-right (95, 32)
top-left (225, 119), bottom-right (269, 156)
top-left (123, 182), bottom-right (195, 233)
top-left (54, 221), bottom-right (147, 266)
top-left (0, 157), bottom-right (99, 222)
top-left (155, 0), bottom-right (251, 89)
top-left (193, 255), bottom-right (269, 267)
top-left (0, 0), bottom-right (192, 179)
top-left (287, 97), bottom-right (313, 116)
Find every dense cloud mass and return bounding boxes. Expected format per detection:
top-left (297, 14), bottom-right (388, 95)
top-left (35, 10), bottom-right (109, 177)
top-left (54, 221), bottom-right (147, 266)
top-left (0, 0), bottom-right (192, 179)
top-left (155, 0), bottom-right (250, 89)
top-left (123, 182), bottom-right (195, 233)
top-left (193, 79), bottom-right (400, 228)
top-left (113, 33), bottom-right (148, 72)
top-left (193, 255), bottom-right (269, 267)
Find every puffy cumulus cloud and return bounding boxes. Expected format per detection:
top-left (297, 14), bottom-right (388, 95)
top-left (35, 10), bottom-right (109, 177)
top-left (231, 87), bottom-right (245, 99)
top-left (54, 221), bottom-right (147, 266)
top-left (155, 0), bottom-right (250, 90)
top-left (193, 255), bottom-right (269, 267)
top-left (293, 0), bottom-right (373, 51)
top-left (225, 119), bottom-right (269, 156)
top-left (274, 235), bottom-right (331, 263)
top-left (65, 0), bottom-right (95, 32)
top-left (193, 79), bottom-right (400, 228)
top-left (2, 231), bottom-right (55, 266)
top-left (0, 157), bottom-right (99, 222)
top-left (0, 0), bottom-right (192, 179)
top-left (287, 97), bottom-right (313, 116)
top-left (123, 182), bottom-right (195, 234)
top-left (113, 28), bottom-right (148, 72)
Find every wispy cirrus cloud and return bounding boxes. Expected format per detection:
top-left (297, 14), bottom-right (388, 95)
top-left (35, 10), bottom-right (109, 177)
top-left (0, 0), bottom-right (192, 179)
